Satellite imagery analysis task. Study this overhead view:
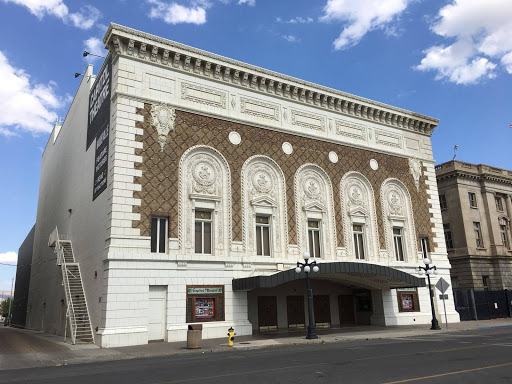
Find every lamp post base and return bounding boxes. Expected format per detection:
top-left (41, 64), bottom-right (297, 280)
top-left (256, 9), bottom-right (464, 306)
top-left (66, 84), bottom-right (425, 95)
top-left (431, 318), bottom-right (441, 330)
top-left (306, 325), bottom-right (318, 339)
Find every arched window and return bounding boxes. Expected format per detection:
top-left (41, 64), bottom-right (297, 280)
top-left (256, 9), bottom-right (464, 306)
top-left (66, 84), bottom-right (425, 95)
top-left (295, 164), bottom-right (336, 260)
top-left (178, 146), bottom-right (232, 256)
top-left (340, 172), bottom-right (380, 261)
top-left (241, 156), bottom-right (288, 258)
top-left (380, 179), bottom-right (417, 262)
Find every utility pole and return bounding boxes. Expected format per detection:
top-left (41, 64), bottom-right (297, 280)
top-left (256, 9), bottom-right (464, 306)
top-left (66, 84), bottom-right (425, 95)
top-left (8, 276), bottom-right (14, 320)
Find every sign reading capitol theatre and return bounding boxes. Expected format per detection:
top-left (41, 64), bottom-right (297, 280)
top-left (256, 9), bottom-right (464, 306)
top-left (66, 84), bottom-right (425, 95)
top-left (88, 54), bottom-right (112, 200)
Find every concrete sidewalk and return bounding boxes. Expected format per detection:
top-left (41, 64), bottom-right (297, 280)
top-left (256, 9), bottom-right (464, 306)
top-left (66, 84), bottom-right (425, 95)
top-left (2, 318), bottom-right (511, 371)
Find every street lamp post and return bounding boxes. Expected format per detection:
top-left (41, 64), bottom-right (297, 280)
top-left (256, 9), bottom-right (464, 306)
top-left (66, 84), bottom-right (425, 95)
top-left (418, 257), bottom-right (441, 330)
top-left (295, 251), bottom-right (319, 339)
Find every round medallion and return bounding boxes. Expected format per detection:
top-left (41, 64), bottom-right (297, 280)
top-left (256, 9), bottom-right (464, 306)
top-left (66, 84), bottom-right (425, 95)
top-left (304, 178), bottom-right (321, 200)
top-left (192, 162), bottom-right (215, 187)
top-left (228, 131), bottom-right (241, 145)
top-left (252, 170), bottom-right (273, 193)
top-left (328, 151), bottom-right (338, 164)
top-left (282, 142), bottom-right (293, 155)
top-left (370, 159), bottom-right (379, 170)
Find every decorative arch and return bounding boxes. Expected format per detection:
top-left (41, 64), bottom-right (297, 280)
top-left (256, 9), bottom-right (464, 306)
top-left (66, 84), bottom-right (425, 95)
top-left (294, 164), bottom-right (336, 260)
top-left (241, 155), bottom-right (288, 257)
top-left (380, 178), bottom-right (418, 262)
top-left (340, 172), bottom-right (380, 261)
top-left (178, 145), bottom-right (232, 255)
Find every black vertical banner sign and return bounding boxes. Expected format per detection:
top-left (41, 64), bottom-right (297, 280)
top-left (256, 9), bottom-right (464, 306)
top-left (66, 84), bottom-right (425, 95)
top-left (88, 54), bottom-right (112, 201)
top-left (93, 124), bottom-right (109, 201)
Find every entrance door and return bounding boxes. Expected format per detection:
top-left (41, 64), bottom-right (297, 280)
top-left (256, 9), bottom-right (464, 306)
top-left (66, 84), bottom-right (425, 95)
top-left (314, 295), bottom-right (331, 327)
top-left (286, 296), bottom-right (305, 328)
top-left (258, 296), bottom-right (278, 331)
top-left (148, 286), bottom-right (167, 341)
top-left (338, 295), bottom-right (355, 325)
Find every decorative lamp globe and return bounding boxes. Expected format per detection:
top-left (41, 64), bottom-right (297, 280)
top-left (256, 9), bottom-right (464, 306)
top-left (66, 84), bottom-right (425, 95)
top-left (426, 269), bottom-right (432, 275)
top-left (423, 258), bottom-right (431, 265)
top-left (418, 269), bottom-right (425, 276)
top-left (313, 265), bottom-right (319, 273)
top-left (303, 251), bottom-right (310, 260)
top-left (295, 267), bottom-right (302, 274)
top-left (434, 269), bottom-right (438, 275)
top-left (304, 265), bottom-right (311, 273)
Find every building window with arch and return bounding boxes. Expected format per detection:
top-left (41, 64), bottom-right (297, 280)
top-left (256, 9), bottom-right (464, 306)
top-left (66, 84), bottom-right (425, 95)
top-left (241, 156), bottom-right (288, 258)
top-left (295, 164), bottom-right (336, 260)
top-left (256, 216), bottom-right (271, 256)
top-left (178, 146), bottom-right (232, 256)
top-left (340, 172), bottom-right (379, 262)
top-left (381, 179), bottom-right (417, 263)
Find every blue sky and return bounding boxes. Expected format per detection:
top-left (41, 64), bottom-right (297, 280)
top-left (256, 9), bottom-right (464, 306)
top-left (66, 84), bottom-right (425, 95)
top-left (0, 0), bottom-right (511, 291)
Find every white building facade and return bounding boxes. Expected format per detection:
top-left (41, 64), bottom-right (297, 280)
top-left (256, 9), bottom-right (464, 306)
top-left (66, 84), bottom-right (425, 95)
top-left (25, 24), bottom-right (459, 348)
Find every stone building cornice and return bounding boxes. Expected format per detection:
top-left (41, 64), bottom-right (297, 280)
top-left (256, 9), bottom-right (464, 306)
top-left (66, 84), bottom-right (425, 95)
top-left (104, 23), bottom-right (438, 137)
top-left (436, 161), bottom-right (512, 186)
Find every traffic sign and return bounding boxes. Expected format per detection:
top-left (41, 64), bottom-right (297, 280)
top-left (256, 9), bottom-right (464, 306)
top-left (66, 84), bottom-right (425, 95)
top-left (435, 277), bottom-right (450, 293)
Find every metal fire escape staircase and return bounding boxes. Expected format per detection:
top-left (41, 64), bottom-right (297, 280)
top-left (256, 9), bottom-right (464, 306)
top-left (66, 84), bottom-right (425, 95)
top-left (49, 228), bottom-right (94, 344)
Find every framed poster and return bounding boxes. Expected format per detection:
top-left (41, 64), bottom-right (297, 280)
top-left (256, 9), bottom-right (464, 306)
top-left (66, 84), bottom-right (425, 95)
top-left (397, 288), bottom-right (420, 312)
top-left (186, 285), bottom-right (224, 323)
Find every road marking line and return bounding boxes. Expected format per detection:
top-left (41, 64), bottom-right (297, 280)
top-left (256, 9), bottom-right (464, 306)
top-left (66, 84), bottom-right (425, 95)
top-left (153, 345), bottom-right (490, 384)
top-left (381, 361), bottom-right (512, 384)
top-left (153, 362), bottom-right (329, 383)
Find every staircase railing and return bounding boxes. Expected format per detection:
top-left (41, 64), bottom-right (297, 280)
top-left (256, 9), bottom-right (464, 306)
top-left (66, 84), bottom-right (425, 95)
top-left (49, 227), bottom-right (93, 345)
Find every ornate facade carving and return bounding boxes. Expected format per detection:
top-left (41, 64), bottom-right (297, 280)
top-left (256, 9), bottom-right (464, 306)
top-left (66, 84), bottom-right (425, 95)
top-left (380, 179), bottom-right (418, 262)
top-left (409, 158), bottom-right (423, 191)
top-left (181, 82), bottom-right (227, 109)
top-left (178, 146), bottom-right (232, 255)
top-left (150, 103), bottom-right (176, 152)
top-left (241, 156), bottom-right (288, 257)
top-left (340, 173), bottom-right (380, 261)
top-left (294, 164), bottom-right (336, 259)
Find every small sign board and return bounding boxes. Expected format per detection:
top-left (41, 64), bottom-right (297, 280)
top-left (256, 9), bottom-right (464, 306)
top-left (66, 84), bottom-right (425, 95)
top-left (439, 294), bottom-right (449, 300)
top-left (435, 277), bottom-right (450, 294)
top-left (187, 287), bottom-right (223, 295)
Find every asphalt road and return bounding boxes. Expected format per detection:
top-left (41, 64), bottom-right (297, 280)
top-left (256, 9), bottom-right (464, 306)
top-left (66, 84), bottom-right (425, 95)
top-left (1, 327), bottom-right (512, 384)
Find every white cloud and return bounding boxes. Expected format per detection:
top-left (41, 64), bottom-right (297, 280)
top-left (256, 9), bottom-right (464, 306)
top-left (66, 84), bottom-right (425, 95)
top-left (83, 37), bottom-right (107, 63)
top-left (320, 0), bottom-right (411, 50)
top-left (502, 52), bottom-right (512, 74)
top-left (282, 35), bottom-right (300, 43)
top-left (0, 51), bottom-right (67, 136)
top-left (238, 0), bottom-right (255, 5)
top-left (416, 0), bottom-right (512, 84)
top-left (2, 0), bottom-right (101, 29)
top-left (282, 16), bottom-right (313, 24)
top-left (0, 252), bottom-right (17, 265)
top-left (148, 0), bottom-right (207, 24)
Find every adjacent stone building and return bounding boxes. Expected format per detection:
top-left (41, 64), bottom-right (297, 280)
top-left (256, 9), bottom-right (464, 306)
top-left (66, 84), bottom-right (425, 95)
top-left (22, 24), bottom-right (459, 348)
top-left (436, 161), bottom-right (512, 290)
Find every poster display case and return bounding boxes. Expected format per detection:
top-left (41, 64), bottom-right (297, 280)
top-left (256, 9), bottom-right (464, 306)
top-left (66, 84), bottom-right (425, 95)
top-left (186, 285), bottom-right (224, 322)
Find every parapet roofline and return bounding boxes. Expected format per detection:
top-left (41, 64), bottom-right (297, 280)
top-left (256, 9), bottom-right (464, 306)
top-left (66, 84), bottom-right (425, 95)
top-left (104, 23), bottom-right (439, 137)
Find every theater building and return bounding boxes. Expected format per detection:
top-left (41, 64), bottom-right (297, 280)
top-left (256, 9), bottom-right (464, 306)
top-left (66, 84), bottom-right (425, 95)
top-left (23, 24), bottom-right (459, 347)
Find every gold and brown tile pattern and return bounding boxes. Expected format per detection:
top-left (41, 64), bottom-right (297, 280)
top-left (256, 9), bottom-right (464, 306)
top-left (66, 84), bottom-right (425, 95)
top-left (133, 105), bottom-right (433, 250)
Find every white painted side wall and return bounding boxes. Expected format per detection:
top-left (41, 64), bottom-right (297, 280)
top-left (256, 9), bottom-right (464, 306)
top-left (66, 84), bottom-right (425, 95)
top-left (26, 64), bottom-right (111, 338)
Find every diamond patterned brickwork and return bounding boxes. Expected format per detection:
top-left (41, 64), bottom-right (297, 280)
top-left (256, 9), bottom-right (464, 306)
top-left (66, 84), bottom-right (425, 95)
top-left (133, 105), bottom-right (433, 250)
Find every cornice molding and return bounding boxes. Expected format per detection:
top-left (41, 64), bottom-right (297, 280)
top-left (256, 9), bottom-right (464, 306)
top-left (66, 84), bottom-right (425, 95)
top-left (436, 170), bottom-right (512, 186)
top-left (104, 23), bottom-right (438, 137)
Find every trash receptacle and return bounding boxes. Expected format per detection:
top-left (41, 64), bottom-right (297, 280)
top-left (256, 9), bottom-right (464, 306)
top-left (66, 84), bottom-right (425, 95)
top-left (187, 324), bottom-right (203, 349)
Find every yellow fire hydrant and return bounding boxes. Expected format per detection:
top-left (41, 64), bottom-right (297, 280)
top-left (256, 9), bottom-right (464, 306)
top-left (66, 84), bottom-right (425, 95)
top-left (227, 327), bottom-right (236, 347)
